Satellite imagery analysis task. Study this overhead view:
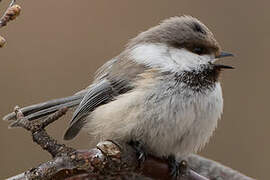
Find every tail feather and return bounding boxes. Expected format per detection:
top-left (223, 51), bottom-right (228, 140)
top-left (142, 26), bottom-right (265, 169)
top-left (26, 99), bottom-right (82, 120)
top-left (3, 94), bottom-right (84, 121)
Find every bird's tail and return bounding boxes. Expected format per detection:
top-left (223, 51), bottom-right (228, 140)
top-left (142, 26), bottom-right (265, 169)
top-left (3, 93), bottom-right (85, 121)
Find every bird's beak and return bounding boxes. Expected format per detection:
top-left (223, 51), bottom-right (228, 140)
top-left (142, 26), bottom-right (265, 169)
top-left (214, 64), bottom-right (234, 69)
top-left (216, 51), bottom-right (234, 58)
top-left (214, 51), bottom-right (234, 69)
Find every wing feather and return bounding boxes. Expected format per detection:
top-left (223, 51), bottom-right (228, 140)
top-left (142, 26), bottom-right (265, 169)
top-left (64, 58), bottom-right (147, 140)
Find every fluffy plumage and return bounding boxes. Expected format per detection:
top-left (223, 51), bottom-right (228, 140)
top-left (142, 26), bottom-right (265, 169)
top-left (4, 15), bottom-right (232, 158)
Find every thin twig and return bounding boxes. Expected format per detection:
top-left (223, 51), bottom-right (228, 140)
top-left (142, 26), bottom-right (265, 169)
top-left (9, 0), bottom-right (17, 7)
top-left (0, 0), bottom-right (21, 47)
top-left (0, 0), bottom-right (21, 28)
top-left (10, 106), bottom-right (75, 157)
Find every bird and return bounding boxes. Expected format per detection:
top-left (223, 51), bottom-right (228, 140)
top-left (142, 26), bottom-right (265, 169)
top-left (4, 15), bottom-right (234, 177)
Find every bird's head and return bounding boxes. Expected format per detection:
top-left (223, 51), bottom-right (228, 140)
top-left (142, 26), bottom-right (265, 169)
top-left (128, 15), bottom-right (233, 72)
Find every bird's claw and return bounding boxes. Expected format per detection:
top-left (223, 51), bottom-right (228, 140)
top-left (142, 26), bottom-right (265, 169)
top-left (128, 140), bottom-right (147, 167)
top-left (168, 155), bottom-right (188, 179)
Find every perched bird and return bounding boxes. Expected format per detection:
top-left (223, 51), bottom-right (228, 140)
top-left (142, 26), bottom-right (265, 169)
top-left (4, 15), bottom-right (234, 177)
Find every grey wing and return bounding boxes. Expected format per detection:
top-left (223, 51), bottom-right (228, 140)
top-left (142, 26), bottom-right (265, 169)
top-left (63, 78), bottom-right (133, 140)
top-left (64, 57), bottom-right (147, 140)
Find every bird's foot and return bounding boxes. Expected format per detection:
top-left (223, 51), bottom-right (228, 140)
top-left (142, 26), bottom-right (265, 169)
top-left (168, 155), bottom-right (188, 179)
top-left (128, 140), bottom-right (147, 167)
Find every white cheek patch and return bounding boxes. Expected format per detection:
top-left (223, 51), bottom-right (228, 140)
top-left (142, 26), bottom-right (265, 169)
top-left (130, 43), bottom-right (177, 71)
top-left (130, 43), bottom-right (213, 72)
top-left (168, 48), bottom-right (207, 69)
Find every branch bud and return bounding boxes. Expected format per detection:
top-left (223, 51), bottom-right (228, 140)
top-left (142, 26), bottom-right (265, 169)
top-left (7, 4), bottom-right (21, 20)
top-left (0, 35), bottom-right (6, 47)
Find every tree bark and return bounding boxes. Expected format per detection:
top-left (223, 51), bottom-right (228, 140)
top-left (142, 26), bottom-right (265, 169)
top-left (5, 107), bottom-right (255, 180)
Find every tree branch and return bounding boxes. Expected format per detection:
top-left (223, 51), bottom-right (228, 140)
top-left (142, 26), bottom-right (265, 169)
top-left (0, 0), bottom-right (21, 47)
top-left (10, 106), bottom-right (74, 157)
top-left (5, 107), bottom-right (255, 180)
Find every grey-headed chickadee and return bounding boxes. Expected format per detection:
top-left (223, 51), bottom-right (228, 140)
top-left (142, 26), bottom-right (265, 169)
top-left (4, 15), bottom-right (234, 176)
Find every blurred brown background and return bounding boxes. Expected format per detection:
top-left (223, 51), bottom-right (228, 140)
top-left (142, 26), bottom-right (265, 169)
top-left (0, 0), bottom-right (269, 179)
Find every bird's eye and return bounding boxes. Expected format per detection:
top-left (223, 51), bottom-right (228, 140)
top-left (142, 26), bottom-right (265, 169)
top-left (193, 47), bottom-right (205, 55)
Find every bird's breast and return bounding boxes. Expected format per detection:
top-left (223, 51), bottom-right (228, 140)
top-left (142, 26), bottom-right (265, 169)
top-left (131, 81), bottom-right (224, 156)
top-left (85, 77), bottom-right (223, 157)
